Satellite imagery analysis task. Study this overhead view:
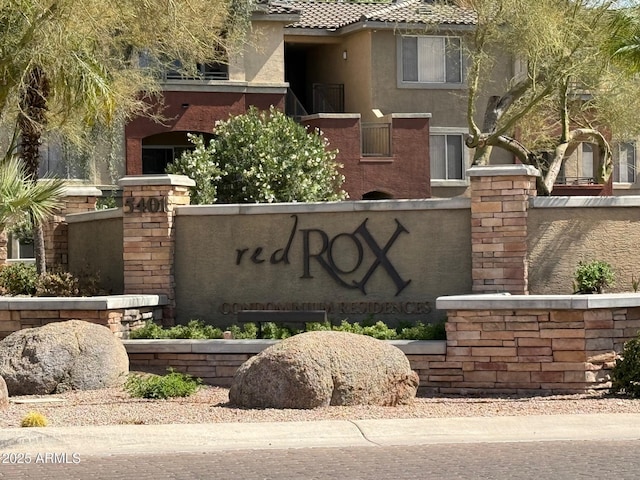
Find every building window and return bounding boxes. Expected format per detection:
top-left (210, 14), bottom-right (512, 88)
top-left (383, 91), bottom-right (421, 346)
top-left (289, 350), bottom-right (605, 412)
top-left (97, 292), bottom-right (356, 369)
top-left (401, 36), bottom-right (462, 84)
top-left (614, 142), bottom-right (636, 183)
top-left (142, 146), bottom-right (193, 174)
top-left (164, 61), bottom-right (229, 81)
top-left (581, 143), bottom-right (595, 181)
top-left (430, 133), bottom-right (465, 180)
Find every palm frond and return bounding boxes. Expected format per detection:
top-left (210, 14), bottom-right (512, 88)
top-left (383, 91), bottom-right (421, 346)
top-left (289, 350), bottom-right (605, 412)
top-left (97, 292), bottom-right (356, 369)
top-left (0, 156), bottom-right (65, 231)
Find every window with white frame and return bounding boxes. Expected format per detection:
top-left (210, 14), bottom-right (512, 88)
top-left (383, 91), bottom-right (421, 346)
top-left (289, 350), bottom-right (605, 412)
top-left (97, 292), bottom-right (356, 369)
top-left (581, 142), bottom-right (595, 180)
top-left (401, 36), bottom-right (463, 84)
top-left (430, 132), bottom-right (465, 180)
top-left (614, 141), bottom-right (636, 183)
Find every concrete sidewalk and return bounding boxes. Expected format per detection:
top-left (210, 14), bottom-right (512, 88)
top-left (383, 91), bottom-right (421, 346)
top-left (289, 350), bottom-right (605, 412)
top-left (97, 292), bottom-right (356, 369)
top-left (1, 414), bottom-right (639, 455)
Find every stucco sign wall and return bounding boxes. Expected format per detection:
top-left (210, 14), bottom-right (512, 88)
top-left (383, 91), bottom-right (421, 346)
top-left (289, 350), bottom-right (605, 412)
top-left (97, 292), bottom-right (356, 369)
top-left (174, 200), bottom-right (471, 325)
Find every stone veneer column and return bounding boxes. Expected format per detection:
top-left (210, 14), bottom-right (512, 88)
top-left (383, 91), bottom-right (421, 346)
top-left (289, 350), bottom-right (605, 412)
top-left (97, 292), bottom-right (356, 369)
top-left (118, 175), bottom-right (195, 324)
top-left (468, 165), bottom-right (540, 294)
top-left (44, 186), bottom-right (102, 270)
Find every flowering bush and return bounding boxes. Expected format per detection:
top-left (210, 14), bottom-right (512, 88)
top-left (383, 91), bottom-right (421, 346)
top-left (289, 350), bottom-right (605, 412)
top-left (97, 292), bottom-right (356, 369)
top-left (167, 106), bottom-right (347, 204)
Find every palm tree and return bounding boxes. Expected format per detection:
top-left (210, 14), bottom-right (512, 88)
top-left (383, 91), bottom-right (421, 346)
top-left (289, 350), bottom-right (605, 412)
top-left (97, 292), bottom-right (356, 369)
top-left (607, 4), bottom-right (640, 69)
top-left (0, 156), bottom-right (65, 241)
top-left (0, 0), bottom-right (249, 274)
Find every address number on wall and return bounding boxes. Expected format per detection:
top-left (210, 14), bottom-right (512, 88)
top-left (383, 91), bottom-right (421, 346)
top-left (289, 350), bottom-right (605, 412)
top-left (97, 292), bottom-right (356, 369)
top-left (124, 196), bottom-right (168, 214)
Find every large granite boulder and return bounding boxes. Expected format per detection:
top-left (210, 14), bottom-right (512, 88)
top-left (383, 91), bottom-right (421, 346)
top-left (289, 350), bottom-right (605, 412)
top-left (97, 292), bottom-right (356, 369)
top-left (0, 320), bottom-right (129, 395)
top-left (229, 330), bottom-right (419, 409)
top-left (0, 376), bottom-right (8, 410)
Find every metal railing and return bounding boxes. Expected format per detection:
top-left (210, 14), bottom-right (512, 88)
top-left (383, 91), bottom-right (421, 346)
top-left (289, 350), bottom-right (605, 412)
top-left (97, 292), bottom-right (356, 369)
top-left (362, 123), bottom-right (391, 157)
top-left (163, 63), bottom-right (229, 81)
top-left (555, 176), bottom-right (596, 185)
top-left (312, 83), bottom-right (344, 113)
top-left (285, 89), bottom-right (308, 121)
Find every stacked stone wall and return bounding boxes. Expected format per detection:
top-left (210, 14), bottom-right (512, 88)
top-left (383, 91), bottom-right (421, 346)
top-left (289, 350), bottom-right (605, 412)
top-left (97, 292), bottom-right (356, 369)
top-left (435, 304), bottom-right (640, 394)
top-left (125, 341), bottom-right (447, 388)
top-left (0, 306), bottom-right (160, 340)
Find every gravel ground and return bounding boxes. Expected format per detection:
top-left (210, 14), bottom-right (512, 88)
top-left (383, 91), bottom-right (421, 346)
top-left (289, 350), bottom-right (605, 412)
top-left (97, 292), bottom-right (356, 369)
top-left (3, 385), bottom-right (640, 428)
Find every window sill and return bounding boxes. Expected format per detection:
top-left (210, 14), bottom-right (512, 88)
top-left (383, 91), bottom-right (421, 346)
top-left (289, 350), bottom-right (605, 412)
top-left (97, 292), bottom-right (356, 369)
top-left (612, 182), bottom-right (638, 189)
top-left (397, 82), bottom-right (466, 90)
top-left (360, 156), bottom-right (394, 163)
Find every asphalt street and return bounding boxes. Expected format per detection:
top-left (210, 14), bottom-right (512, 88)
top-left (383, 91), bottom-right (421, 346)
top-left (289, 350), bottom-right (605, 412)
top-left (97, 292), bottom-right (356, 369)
top-left (1, 440), bottom-right (639, 480)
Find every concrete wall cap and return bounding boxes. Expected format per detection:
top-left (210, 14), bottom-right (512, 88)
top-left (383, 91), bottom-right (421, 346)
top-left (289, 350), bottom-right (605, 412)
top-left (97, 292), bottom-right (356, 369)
top-left (175, 198), bottom-right (470, 216)
top-left (388, 113), bottom-right (432, 119)
top-left (61, 186), bottom-right (103, 197)
top-left (436, 292), bottom-right (640, 310)
top-left (159, 82), bottom-right (288, 95)
top-left (118, 175), bottom-right (196, 187)
top-left (66, 208), bottom-right (123, 223)
top-left (0, 294), bottom-right (168, 311)
top-left (532, 196), bottom-right (640, 208)
top-left (122, 339), bottom-right (446, 355)
top-left (301, 113), bottom-right (361, 121)
top-left (467, 165), bottom-right (541, 178)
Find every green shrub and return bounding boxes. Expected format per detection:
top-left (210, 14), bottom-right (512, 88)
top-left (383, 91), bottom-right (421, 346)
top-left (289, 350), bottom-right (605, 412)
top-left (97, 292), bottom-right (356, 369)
top-left (131, 319), bottom-right (448, 341)
top-left (0, 264), bottom-right (99, 297)
top-left (0, 262), bottom-right (37, 295)
top-left (21, 411), bottom-right (48, 427)
top-left (35, 271), bottom-right (80, 297)
top-left (611, 333), bottom-right (640, 397)
top-left (397, 321), bottom-right (447, 340)
top-left (228, 322), bottom-right (259, 339)
top-left (260, 322), bottom-right (297, 339)
top-left (167, 106), bottom-right (347, 204)
top-left (124, 370), bottom-right (201, 399)
top-left (130, 320), bottom-right (223, 339)
top-left (329, 320), bottom-right (397, 340)
top-left (165, 320), bottom-right (224, 339)
top-left (574, 260), bottom-right (615, 294)
top-left (129, 321), bottom-right (170, 339)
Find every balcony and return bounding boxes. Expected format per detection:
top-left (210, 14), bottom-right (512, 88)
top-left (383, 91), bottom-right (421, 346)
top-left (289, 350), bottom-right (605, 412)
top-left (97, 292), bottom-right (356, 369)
top-left (312, 84), bottom-right (344, 113)
top-left (361, 123), bottom-right (392, 157)
top-left (163, 62), bottom-right (229, 82)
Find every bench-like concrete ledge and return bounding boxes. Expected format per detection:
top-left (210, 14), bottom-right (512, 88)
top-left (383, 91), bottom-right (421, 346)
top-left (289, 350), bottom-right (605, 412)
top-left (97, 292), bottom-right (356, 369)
top-left (0, 294), bottom-right (168, 310)
top-left (123, 339), bottom-right (447, 356)
top-left (436, 292), bottom-right (640, 310)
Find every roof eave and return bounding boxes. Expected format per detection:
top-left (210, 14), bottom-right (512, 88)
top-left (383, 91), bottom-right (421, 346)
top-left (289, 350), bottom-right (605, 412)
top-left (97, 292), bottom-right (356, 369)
top-left (285, 20), bottom-right (476, 37)
top-left (253, 12), bottom-right (302, 23)
top-left (341, 20), bottom-right (476, 35)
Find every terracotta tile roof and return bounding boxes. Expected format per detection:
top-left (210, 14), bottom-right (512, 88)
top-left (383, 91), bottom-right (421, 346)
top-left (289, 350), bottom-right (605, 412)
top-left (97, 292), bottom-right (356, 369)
top-left (266, 2), bottom-right (302, 15)
top-left (278, 0), bottom-right (477, 31)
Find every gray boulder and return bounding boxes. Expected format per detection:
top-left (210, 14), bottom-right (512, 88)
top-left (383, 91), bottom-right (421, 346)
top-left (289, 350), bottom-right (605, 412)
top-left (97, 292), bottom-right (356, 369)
top-left (0, 376), bottom-right (7, 410)
top-left (0, 320), bottom-right (129, 395)
top-left (229, 330), bottom-right (419, 409)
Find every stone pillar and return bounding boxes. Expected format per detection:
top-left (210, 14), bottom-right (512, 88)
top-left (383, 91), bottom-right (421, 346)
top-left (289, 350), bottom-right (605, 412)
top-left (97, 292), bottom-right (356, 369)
top-left (44, 186), bottom-right (102, 270)
top-left (118, 175), bottom-right (195, 325)
top-left (469, 165), bottom-right (540, 294)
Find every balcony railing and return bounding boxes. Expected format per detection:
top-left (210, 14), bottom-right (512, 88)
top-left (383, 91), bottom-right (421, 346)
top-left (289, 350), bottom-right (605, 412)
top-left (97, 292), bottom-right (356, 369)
top-left (163, 62), bottom-right (229, 81)
top-left (313, 83), bottom-right (344, 113)
top-left (285, 89), bottom-right (308, 121)
top-left (555, 176), bottom-right (596, 185)
top-left (362, 123), bottom-right (391, 157)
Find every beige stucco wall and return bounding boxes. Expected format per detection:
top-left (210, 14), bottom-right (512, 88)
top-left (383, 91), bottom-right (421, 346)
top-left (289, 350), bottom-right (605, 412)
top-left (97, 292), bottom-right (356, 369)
top-left (528, 205), bottom-right (640, 294)
top-left (229, 21), bottom-right (286, 83)
top-left (174, 202), bottom-right (471, 326)
top-left (304, 31), bottom-right (373, 116)
top-left (68, 216), bottom-right (124, 294)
